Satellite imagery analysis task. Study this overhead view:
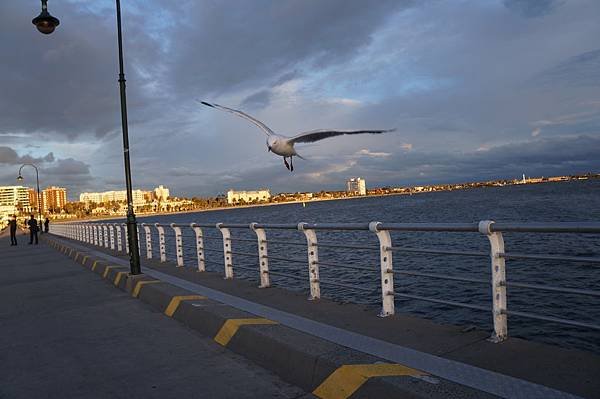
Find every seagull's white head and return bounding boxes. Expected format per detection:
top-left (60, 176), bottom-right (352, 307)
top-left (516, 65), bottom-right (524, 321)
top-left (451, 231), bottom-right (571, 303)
top-left (267, 136), bottom-right (278, 151)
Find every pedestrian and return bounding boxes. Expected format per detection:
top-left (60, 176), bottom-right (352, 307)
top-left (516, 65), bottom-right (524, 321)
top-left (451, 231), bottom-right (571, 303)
top-left (27, 214), bottom-right (39, 245)
top-left (44, 217), bottom-right (50, 233)
top-left (9, 215), bottom-right (18, 246)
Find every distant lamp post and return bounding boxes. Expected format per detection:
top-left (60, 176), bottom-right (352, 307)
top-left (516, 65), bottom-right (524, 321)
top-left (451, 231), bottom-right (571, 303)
top-left (32, 0), bottom-right (141, 275)
top-left (17, 163), bottom-right (42, 222)
top-left (32, 0), bottom-right (60, 34)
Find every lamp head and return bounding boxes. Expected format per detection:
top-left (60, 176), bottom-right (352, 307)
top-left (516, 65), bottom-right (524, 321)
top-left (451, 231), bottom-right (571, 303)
top-left (32, 1), bottom-right (60, 35)
top-left (16, 175), bottom-right (23, 181)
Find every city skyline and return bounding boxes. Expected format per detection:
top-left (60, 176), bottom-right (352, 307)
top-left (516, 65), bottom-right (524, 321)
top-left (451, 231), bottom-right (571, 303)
top-left (1, 1), bottom-right (599, 198)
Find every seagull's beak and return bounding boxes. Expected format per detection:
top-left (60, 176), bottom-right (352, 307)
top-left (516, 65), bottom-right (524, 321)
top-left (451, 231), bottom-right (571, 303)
top-left (267, 146), bottom-right (272, 152)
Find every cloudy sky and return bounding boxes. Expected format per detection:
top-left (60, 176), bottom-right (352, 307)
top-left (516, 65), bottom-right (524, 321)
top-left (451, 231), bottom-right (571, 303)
top-left (1, 0), bottom-right (599, 200)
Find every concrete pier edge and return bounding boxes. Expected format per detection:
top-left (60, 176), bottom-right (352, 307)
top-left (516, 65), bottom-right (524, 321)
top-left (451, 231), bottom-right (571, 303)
top-left (41, 235), bottom-right (593, 399)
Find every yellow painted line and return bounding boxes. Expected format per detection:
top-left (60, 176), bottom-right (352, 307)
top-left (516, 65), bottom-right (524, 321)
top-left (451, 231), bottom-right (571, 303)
top-left (214, 318), bottom-right (278, 346)
top-left (113, 271), bottom-right (128, 286)
top-left (164, 295), bottom-right (206, 317)
top-left (313, 364), bottom-right (426, 399)
top-left (68, 248), bottom-right (73, 256)
top-left (81, 255), bottom-right (89, 266)
top-left (91, 261), bottom-right (100, 271)
top-left (132, 280), bottom-right (162, 298)
top-left (102, 265), bottom-right (120, 278)
top-left (74, 252), bottom-right (80, 262)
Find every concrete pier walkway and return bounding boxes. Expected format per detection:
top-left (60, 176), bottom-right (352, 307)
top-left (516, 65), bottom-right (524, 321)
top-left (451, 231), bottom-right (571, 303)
top-left (2, 229), bottom-right (599, 399)
top-left (0, 231), bottom-right (309, 399)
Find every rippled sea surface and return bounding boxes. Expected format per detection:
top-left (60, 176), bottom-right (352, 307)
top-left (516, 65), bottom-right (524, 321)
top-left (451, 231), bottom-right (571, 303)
top-left (126, 180), bottom-right (599, 353)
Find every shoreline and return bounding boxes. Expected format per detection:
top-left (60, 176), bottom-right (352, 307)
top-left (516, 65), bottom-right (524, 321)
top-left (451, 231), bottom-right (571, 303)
top-left (57, 178), bottom-right (592, 223)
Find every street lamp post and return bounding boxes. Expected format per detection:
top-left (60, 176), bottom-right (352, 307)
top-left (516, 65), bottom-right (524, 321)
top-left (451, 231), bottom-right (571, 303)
top-left (17, 163), bottom-right (42, 224)
top-left (32, 0), bottom-right (141, 275)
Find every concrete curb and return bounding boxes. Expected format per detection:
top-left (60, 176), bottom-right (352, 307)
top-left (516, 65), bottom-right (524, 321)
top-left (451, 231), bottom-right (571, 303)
top-left (42, 235), bottom-right (492, 399)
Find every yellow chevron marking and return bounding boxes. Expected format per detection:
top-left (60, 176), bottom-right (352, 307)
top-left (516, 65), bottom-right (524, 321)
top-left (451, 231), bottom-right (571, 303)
top-left (102, 265), bottom-right (119, 278)
top-left (113, 271), bottom-right (128, 286)
top-left (132, 280), bottom-right (161, 298)
top-left (214, 318), bottom-right (278, 346)
top-left (313, 364), bottom-right (426, 399)
top-left (81, 255), bottom-right (89, 266)
top-left (164, 295), bottom-right (206, 317)
top-left (91, 261), bottom-right (99, 271)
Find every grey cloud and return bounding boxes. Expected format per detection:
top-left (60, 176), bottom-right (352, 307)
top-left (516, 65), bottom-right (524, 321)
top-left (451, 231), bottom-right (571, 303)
top-left (169, 0), bottom-right (413, 95)
top-left (503, 0), bottom-right (563, 18)
top-left (44, 158), bottom-right (90, 176)
top-left (534, 49), bottom-right (600, 88)
top-left (241, 90), bottom-right (272, 110)
top-left (0, 2), bottom-right (165, 142)
top-left (0, 146), bottom-right (54, 165)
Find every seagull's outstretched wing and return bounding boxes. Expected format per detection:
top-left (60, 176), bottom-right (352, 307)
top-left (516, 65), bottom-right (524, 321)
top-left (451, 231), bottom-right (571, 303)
top-left (290, 128), bottom-right (395, 144)
top-left (199, 101), bottom-right (274, 136)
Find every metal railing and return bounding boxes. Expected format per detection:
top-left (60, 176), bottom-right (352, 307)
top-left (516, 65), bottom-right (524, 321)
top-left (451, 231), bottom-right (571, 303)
top-left (49, 220), bottom-right (600, 343)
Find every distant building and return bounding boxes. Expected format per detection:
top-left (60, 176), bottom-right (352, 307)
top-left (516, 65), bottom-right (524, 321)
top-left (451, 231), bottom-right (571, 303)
top-left (154, 185), bottom-right (170, 202)
top-left (227, 189), bottom-right (271, 204)
top-left (28, 188), bottom-right (42, 212)
top-left (346, 177), bottom-right (366, 196)
top-left (80, 190), bottom-right (145, 206)
top-left (42, 186), bottom-right (67, 213)
top-left (0, 186), bottom-right (31, 218)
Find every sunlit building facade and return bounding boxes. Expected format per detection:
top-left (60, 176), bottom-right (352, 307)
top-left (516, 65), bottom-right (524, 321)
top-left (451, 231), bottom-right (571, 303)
top-left (227, 189), bottom-right (271, 204)
top-left (346, 177), bottom-right (366, 196)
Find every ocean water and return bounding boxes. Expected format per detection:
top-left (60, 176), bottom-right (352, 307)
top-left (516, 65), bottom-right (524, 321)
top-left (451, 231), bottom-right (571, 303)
top-left (127, 179), bottom-right (600, 353)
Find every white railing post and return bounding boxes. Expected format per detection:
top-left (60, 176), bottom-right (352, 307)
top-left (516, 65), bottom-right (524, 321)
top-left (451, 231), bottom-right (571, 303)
top-left (479, 220), bottom-right (508, 342)
top-left (108, 225), bottom-right (115, 250)
top-left (96, 225), bottom-right (102, 246)
top-left (170, 223), bottom-right (184, 267)
top-left (115, 224), bottom-right (123, 252)
top-left (298, 223), bottom-right (320, 300)
top-left (83, 224), bottom-right (88, 243)
top-left (93, 225), bottom-right (98, 246)
top-left (142, 223), bottom-right (152, 259)
top-left (217, 223), bottom-right (233, 279)
top-left (190, 223), bottom-right (205, 272)
top-left (102, 224), bottom-right (109, 248)
top-left (123, 223), bottom-right (129, 254)
top-left (78, 225), bottom-right (82, 241)
top-left (155, 223), bottom-right (166, 262)
top-left (250, 223), bottom-right (270, 288)
top-left (369, 222), bottom-right (395, 317)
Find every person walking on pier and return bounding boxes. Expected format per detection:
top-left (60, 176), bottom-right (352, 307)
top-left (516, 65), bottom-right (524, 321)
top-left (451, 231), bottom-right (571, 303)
top-left (27, 215), bottom-right (39, 245)
top-left (9, 215), bottom-right (18, 246)
top-left (44, 218), bottom-right (50, 233)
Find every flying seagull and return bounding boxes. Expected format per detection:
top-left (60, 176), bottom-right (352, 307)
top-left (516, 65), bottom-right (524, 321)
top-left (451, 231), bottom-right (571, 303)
top-left (200, 101), bottom-right (395, 171)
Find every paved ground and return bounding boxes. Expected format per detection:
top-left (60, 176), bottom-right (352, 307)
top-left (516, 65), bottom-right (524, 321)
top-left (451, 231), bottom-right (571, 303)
top-left (0, 231), bottom-right (310, 399)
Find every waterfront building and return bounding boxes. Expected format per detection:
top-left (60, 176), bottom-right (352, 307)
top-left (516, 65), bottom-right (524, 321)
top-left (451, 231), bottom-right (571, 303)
top-left (28, 188), bottom-right (42, 212)
top-left (346, 177), bottom-right (366, 196)
top-left (0, 186), bottom-right (31, 218)
top-left (227, 189), bottom-right (271, 204)
top-left (80, 190), bottom-right (145, 206)
top-left (42, 186), bottom-right (67, 213)
top-left (154, 185), bottom-right (170, 201)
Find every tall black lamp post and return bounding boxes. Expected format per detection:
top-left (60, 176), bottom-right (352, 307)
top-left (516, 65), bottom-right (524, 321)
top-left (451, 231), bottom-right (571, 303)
top-left (17, 163), bottom-right (42, 223)
top-left (32, 0), bottom-right (141, 275)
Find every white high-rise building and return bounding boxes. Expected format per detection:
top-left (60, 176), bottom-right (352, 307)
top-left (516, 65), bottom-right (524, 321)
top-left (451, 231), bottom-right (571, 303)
top-left (154, 185), bottom-right (170, 202)
top-left (346, 177), bottom-right (366, 196)
top-left (0, 186), bottom-right (31, 218)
